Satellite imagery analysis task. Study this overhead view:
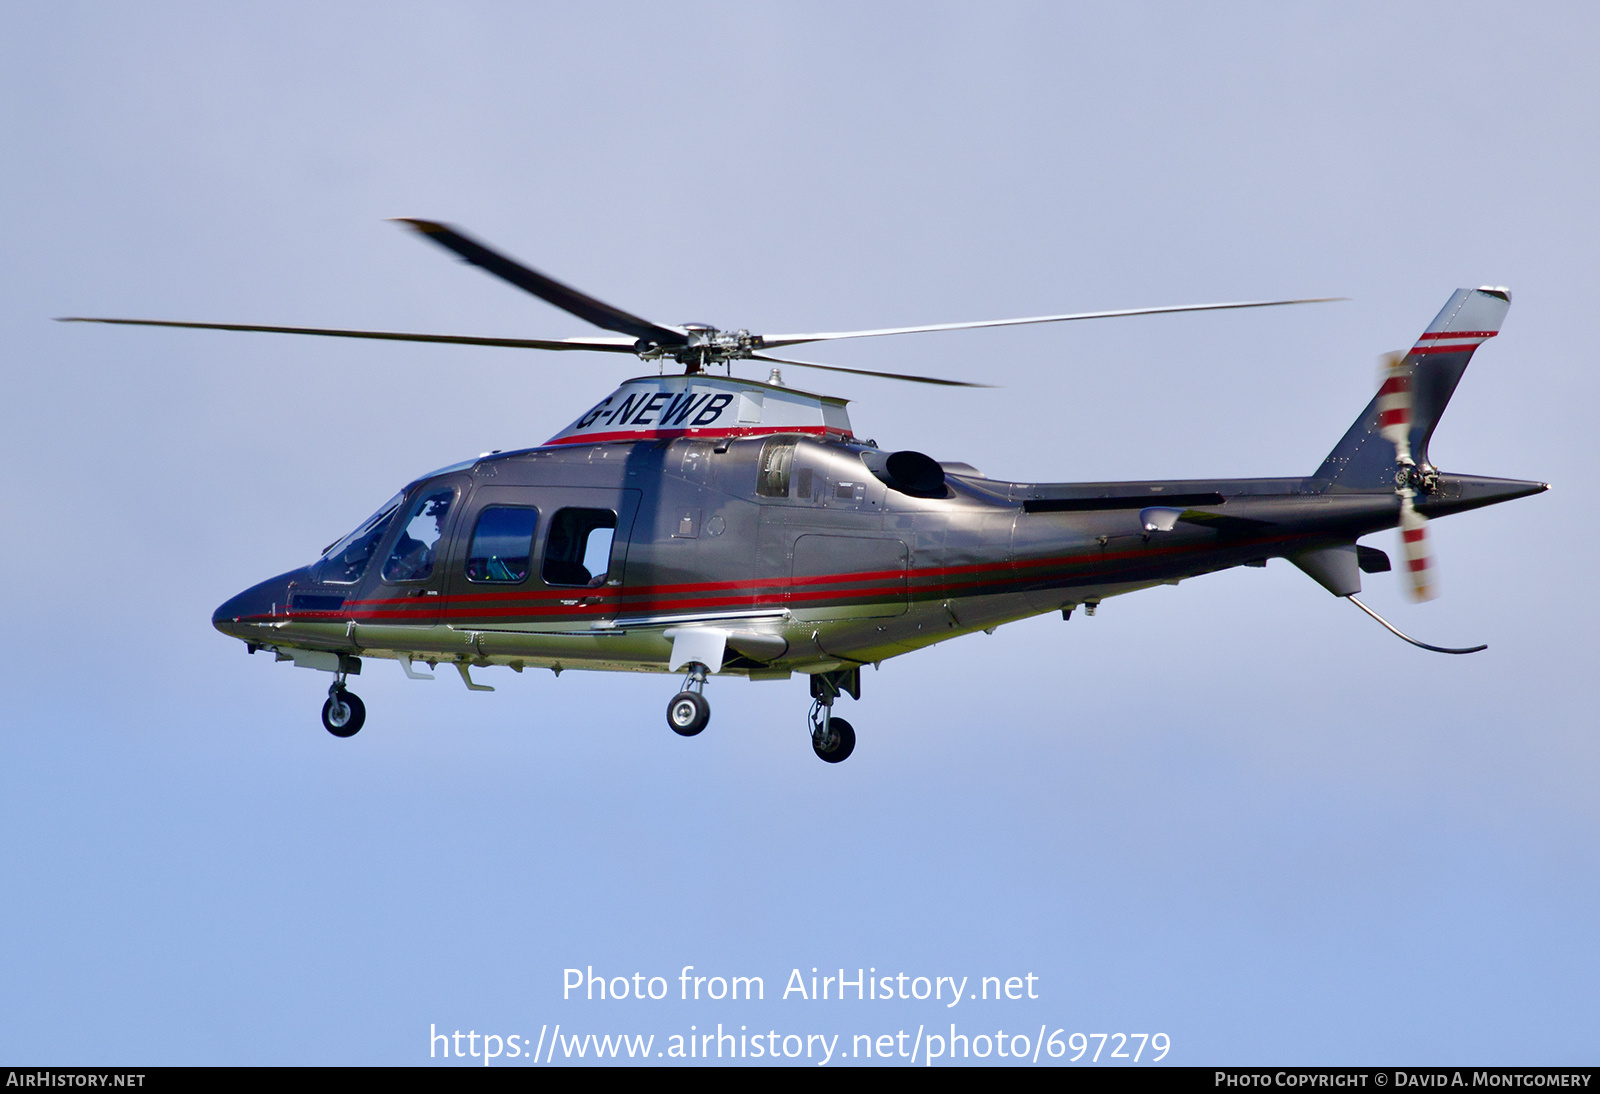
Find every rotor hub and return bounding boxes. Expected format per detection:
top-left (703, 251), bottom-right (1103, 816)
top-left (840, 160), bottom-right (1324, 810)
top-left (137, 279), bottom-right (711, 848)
top-left (1394, 459), bottom-right (1439, 495)
top-left (634, 326), bottom-right (764, 372)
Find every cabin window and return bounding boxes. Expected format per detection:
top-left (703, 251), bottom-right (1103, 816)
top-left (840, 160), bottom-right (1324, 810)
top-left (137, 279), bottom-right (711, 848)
top-left (543, 508), bottom-right (618, 587)
top-left (756, 439), bottom-right (795, 497)
top-left (381, 489), bottom-right (455, 582)
top-left (465, 506), bottom-right (538, 583)
top-left (319, 492), bottom-right (403, 584)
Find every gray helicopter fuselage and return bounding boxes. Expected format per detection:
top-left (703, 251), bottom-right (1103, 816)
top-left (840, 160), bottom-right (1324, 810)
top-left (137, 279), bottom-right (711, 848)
top-left (211, 427), bottom-right (1542, 681)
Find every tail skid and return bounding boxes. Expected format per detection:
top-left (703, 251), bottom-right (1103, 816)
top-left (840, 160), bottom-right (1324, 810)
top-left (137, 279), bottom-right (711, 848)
top-left (1345, 595), bottom-right (1487, 655)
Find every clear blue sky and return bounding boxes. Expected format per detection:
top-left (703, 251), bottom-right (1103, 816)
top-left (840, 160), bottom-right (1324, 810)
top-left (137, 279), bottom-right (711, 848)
top-left (1, 2), bottom-right (1593, 1066)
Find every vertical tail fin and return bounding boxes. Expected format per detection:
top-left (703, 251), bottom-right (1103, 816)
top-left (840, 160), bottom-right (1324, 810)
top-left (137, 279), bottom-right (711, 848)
top-left (1313, 287), bottom-right (1511, 491)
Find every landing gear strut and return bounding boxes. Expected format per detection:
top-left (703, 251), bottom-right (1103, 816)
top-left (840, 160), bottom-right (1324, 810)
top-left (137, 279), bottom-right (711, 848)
top-left (322, 674), bottom-right (365, 738)
top-left (666, 662), bottom-right (711, 736)
top-left (808, 668), bottom-right (860, 763)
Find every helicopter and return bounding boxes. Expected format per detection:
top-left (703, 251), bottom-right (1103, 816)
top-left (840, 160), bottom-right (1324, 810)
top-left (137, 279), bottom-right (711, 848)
top-left (62, 220), bottom-right (1547, 763)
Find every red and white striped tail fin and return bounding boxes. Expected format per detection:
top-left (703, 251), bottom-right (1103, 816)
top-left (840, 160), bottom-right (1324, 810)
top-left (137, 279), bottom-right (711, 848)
top-left (1408, 285), bottom-right (1509, 359)
top-left (1315, 287), bottom-right (1513, 490)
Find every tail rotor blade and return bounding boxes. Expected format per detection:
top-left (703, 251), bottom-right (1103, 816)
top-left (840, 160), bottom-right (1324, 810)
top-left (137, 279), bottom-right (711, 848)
top-left (1399, 492), bottom-right (1436, 601)
top-left (1376, 350), bottom-right (1414, 461)
top-left (1381, 350), bottom-right (1437, 600)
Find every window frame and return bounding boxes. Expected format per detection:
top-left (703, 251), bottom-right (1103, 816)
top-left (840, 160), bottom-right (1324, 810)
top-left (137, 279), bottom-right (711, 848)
top-left (541, 507), bottom-right (620, 588)
top-left (463, 505), bottom-right (540, 586)
top-left (379, 486), bottom-right (459, 585)
top-left (316, 492), bottom-right (404, 586)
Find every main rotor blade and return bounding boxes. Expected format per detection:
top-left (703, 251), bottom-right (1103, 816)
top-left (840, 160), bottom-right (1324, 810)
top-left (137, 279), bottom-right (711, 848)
top-left (759, 297), bottom-right (1345, 350)
top-left (749, 352), bottom-right (990, 388)
top-left (55, 317), bottom-right (638, 353)
top-left (393, 219), bottom-right (687, 347)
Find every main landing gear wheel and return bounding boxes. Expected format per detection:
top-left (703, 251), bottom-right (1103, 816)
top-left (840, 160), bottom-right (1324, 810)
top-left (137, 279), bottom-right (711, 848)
top-left (666, 661), bottom-right (712, 737)
top-left (322, 688), bottom-right (365, 738)
top-left (667, 691), bottom-right (710, 736)
top-left (812, 716), bottom-right (855, 764)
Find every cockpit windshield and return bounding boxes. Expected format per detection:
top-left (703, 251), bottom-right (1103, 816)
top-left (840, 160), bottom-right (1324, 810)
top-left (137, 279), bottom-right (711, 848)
top-left (318, 492), bottom-right (403, 584)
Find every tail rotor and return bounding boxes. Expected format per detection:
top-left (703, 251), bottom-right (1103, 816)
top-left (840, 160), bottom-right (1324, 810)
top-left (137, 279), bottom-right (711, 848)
top-left (1336, 351), bottom-right (1483, 652)
top-left (1378, 350), bottom-right (1439, 601)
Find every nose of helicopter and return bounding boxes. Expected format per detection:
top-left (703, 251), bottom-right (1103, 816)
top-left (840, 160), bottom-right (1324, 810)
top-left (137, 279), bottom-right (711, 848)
top-left (212, 568), bottom-right (308, 638)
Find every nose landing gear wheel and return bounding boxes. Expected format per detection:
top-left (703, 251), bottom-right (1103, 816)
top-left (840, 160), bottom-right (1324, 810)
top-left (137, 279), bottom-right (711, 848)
top-left (667, 691), bottom-right (710, 736)
top-left (322, 689), bottom-right (365, 737)
top-left (812, 716), bottom-right (855, 763)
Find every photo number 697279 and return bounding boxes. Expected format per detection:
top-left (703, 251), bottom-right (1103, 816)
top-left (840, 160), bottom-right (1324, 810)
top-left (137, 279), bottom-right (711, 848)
top-left (1060, 1031), bottom-right (1170, 1063)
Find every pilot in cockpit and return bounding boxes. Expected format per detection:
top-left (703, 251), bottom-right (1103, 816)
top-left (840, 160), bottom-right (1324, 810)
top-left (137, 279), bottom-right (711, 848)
top-left (385, 491), bottom-right (453, 582)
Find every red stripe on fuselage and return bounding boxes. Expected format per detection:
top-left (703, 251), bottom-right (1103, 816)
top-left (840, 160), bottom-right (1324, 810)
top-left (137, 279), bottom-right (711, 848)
top-left (251, 509), bottom-right (1334, 629)
top-left (342, 551), bottom-right (1141, 610)
top-left (255, 533), bottom-right (1310, 627)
